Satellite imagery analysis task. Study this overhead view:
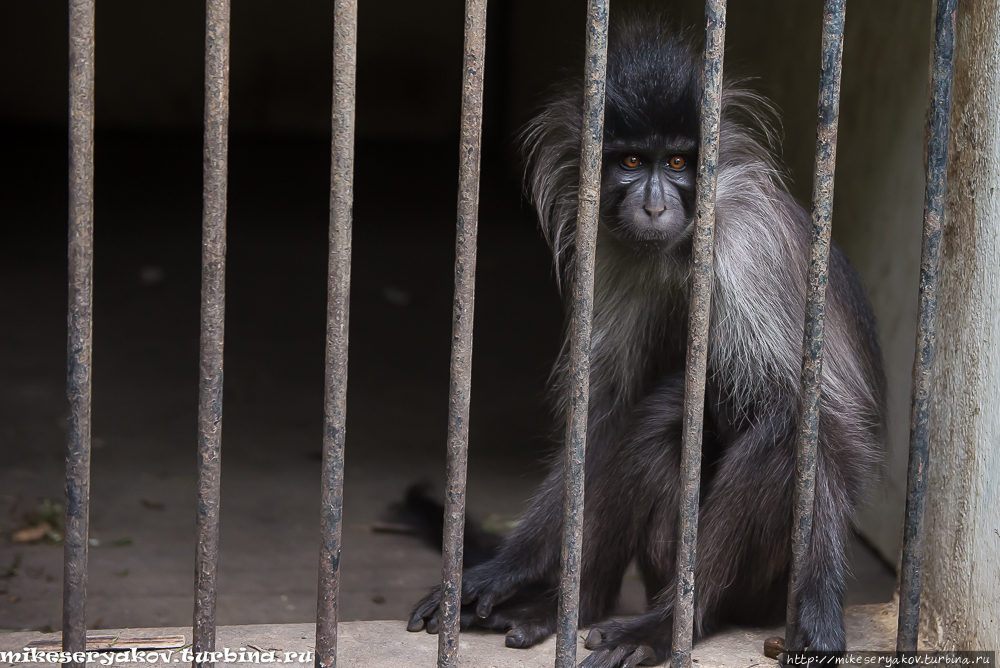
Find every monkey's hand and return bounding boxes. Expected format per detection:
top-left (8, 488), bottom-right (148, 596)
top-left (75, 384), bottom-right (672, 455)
top-left (408, 563), bottom-right (562, 650)
top-left (406, 562), bottom-right (525, 634)
top-left (406, 585), bottom-right (470, 634)
top-left (579, 622), bottom-right (670, 668)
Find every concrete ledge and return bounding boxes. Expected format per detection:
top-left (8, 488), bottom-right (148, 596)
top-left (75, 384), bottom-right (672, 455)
top-left (0, 603), bottom-right (897, 667)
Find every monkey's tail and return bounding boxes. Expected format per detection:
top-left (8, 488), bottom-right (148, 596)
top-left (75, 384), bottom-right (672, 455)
top-left (387, 484), bottom-right (503, 569)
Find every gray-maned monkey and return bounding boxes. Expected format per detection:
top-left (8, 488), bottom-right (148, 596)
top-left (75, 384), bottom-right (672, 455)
top-left (408, 14), bottom-right (885, 668)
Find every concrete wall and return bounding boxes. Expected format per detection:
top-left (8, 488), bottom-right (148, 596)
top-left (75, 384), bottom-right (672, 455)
top-left (922, 0), bottom-right (1000, 650)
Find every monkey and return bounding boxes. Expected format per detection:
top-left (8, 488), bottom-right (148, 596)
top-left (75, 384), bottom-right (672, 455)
top-left (407, 15), bottom-right (885, 668)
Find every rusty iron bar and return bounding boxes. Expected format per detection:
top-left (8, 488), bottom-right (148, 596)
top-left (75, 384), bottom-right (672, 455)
top-left (63, 2), bottom-right (96, 665)
top-left (670, 2), bottom-right (726, 668)
top-left (192, 1), bottom-right (230, 667)
top-left (314, 1), bottom-right (357, 667)
top-left (896, 0), bottom-right (957, 652)
top-left (554, 1), bottom-right (609, 666)
top-left (784, 0), bottom-right (846, 650)
top-left (437, 0), bottom-right (488, 665)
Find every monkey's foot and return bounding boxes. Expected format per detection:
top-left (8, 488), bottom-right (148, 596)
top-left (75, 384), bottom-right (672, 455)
top-left (579, 620), bottom-right (671, 668)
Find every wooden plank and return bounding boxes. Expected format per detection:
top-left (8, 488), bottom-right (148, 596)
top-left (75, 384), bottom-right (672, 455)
top-left (27, 634), bottom-right (187, 651)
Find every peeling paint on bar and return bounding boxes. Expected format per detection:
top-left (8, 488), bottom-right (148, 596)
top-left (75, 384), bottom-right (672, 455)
top-left (554, 1), bottom-right (609, 667)
top-left (193, 2), bottom-right (231, 667)
top-left (314, 2), bottom-right (357, 667)
top-left (896, 0), bottom-right (957, 653)
top-left (63, 2), bottom-right (96, 666)
top-left (784, 0), bottom-right (846, 651)
top-left (438, 0), bottom-right (488, 666)
top-left (670, 3), bottom-right (726, 668)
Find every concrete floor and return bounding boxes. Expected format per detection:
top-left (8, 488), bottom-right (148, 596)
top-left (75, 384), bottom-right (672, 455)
top-left (0, 129), bottom-right (895, 634)
top-left (0, 602), bottom-right (903, 667)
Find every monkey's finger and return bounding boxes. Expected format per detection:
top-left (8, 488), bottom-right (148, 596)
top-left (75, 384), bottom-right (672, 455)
top-left (637, 645), bottom-right (660, 666)
top-left (504, 623), bottom-right (551, 649)
top-left (476, 594), bottom-right (495, 618)
top-left (409, 587), bottom-right (442, 617)
top-left (425, 609), bottom-right (441, 635)
top-left (579, 646), bottom-right (631, 668)
top-left (405, 614), bottom-right (425, 632)
top-left (584, 628), bottom-right (603, 650)
top-left (623, 645), bottom-right (656, 668)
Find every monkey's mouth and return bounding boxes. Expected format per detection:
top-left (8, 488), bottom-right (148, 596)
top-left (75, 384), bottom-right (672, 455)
top-left (602, 211), bottom-right (693, 250)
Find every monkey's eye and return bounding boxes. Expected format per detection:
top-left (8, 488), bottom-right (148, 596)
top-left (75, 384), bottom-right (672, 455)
top-left (668, 155), bottom-right (687, 170)
top-left (620, 154), bottom-right (642, 169)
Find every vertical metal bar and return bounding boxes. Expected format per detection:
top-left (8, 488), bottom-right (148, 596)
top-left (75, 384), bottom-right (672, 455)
top-left (784, 0), bottom-right (846, 651)
top-left (437, 0), bottom-right (488, 666)
top-left (670, 3), bottom-right (726, 668)
top-left (63, 2), bottom-right (95, 665)
top-left (314, 1), bottom-right (357, 666)
top-left (896, 0), bottom-right (957, 652)
top-left (554, 2), bottom-right (609, 667)
top-left (192, 1), bottom-right (230, 667)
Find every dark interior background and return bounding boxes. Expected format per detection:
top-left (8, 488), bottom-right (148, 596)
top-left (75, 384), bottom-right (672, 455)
top-left (0, 0), bottom-right (919, 631)
top-left (0, 0), bottom-right (839, 502)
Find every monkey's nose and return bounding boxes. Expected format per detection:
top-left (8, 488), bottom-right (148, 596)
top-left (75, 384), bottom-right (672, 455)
top-left (644, 204), bottom-right (667, 218)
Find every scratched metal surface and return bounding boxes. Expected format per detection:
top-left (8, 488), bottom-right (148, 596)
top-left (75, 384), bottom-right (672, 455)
top-left (784, 0), bottom-right (846, 651)
top-left (896, 0), bottom-right (957, 653)
top-left (554, 1), bottom-right (609, 667)
top-left (315, 1), bottom-right (358, 667)
top-left (437, 0), bottom-right (488, 666)
top-left (672, 2), bottom-right (727, 667)
top-left (63, 2), bottom-right (96, 666)
top-left (193, 1), bottom-right (231, 667)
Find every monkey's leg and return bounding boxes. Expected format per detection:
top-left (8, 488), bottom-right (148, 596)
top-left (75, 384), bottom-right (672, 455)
top-left (787, 450), bottom-right (851, 652)
top-left (583, 414), bottom-right (804, 668)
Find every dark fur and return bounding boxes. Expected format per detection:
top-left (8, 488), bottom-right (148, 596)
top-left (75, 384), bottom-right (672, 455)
top-left (408, 16), bottom-right (885, 668)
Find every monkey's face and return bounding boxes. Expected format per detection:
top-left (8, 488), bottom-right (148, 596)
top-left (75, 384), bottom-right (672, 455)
top-left (600, 137), bottom-right (697, 248)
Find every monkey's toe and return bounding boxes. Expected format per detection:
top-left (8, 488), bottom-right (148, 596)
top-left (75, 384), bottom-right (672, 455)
top-left (585, 628), bottom-right (603, 650)
top-left (425, 610), bottom-right (442, 634)
top-left (579, 644), bottom-right (661, 668)
top-left (503, 622), bottom-right (552, 649)
top-left (579, 645), bottom-right (632, 668)
top-left (628, 646), bottom-right (658, 667)
top-left (505, 628), bottom-right (528, 648)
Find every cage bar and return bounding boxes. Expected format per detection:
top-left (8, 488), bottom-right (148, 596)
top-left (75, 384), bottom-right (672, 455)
top-left (784, 0), bottom-right (846, 650)
top-left (554, 2), bottom-right (609, 667)
top-left (896, 0), bottom-right (957, 652)
top-left (63, 2), bottom-right (96, 665)
top-left (437, 0), bottom-right (488, 666)
top-left (192, 2), bottom-right (231, 667)
top-left (314, 1), bottom-right (358, 667)
top-left (670, 3), bottom-right (727, 668)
